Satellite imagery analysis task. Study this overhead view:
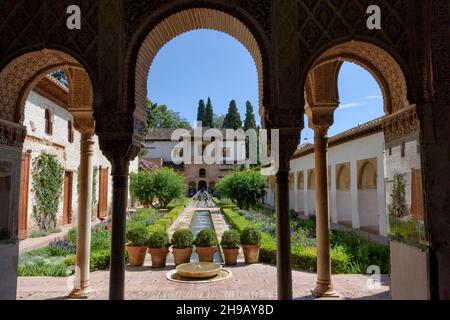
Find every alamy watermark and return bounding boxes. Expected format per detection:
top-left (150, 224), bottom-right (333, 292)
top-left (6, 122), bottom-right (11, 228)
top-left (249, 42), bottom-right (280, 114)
top-left (66, 5), bottom-right (381, 31)
top-left (169, 122), bottom-right (279, 175)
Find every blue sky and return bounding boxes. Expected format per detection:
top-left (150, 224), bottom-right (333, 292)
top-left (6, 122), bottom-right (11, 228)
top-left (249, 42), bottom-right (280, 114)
top-left (148, 30), bottom-right (384, 142)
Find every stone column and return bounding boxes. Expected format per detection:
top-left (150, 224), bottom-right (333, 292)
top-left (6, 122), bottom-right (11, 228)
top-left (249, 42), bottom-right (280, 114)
top-left (330, 164), bottom-right (338, 224)
top-left (70, 131), bottom-right (94, 298)
top-left (312, 125), bottom-right (336, 297)
top-left (109, 158), bottom-right (130, 300)
top-left (303, 170), bottom-right (309, 216)
top-left (293, 172), bottom-right (299, 212)
top-left (377, 156), bottom-right (387, 236)
top-left (350, 159), bottom-right (360, 229)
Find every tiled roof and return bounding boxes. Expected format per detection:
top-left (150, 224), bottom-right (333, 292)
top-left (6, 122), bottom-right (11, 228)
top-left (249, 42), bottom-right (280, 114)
top-left (291, 116), bottom-right (384, 159)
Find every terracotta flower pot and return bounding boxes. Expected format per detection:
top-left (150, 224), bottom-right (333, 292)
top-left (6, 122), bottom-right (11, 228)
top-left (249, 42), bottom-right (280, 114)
top-left (148, 247), bottom-right (169, 268)
top-left (172, 247), bottom-right (193, 265)
top-left (242, 245), bottom-right (260, 264)
top-left (196, 246), bottom-right (216, 263)
top-left (222, 248), bottom-right (239, 265)
top-left (127, 245), bottom-right (147, 267)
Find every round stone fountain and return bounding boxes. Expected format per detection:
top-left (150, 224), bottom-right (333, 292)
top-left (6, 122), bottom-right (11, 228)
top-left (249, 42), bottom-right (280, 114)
top-left (176, 262), bottom-right (222, 279)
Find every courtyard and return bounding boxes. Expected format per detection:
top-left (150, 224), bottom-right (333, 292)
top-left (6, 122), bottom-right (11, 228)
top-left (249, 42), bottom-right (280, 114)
top-left (17, 263), bottom-right (389, 300)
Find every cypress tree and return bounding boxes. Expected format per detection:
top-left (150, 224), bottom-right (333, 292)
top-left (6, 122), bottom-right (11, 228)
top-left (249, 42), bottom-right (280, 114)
top-left (223, 100), bottom-right (242, 130)
top-left (243, 101), bottom-right (257, 131)
top-left (197, 99), bottom-right (206, 125)
top-left (204, 97), bottom-right (214, 128)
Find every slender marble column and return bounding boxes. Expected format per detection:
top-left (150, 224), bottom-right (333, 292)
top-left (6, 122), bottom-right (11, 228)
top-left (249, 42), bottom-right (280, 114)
top-left (70, 132), bottom-right (94, 298)
top-left (312, 126), bottom-right (336, 297)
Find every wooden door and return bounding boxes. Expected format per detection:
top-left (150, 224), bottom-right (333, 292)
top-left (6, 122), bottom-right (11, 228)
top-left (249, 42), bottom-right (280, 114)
top-left (98, 167), bottom-right (109, 219)
top-left (410, 168), bottom-right (424, 221)
top-left (18, 153), bottom-right (30, 239)
top-left (63, 171), bottom-right (73, 225)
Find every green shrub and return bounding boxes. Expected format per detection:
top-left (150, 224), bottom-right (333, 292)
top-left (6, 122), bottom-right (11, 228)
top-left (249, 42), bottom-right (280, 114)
top-left (220, 230), bottom-right (240, 249)
top-left (66, 227), bottom-right (77, 245)
top-left (18, 256), bottom-right (70, 277)
top-left (91, 227), bottom-right (111, 251)
top-left (171, 229), bottom-right (194, 249)
top-left (331, 229), bottom-right (389, 274)
top-left (63, 254), bottom-right (76, 267)
top-left (126, 222), bottom-right (150, 247)
top-left (131, 209), bottom-right (155, 226)
top-left (90, 250), bottom-right (111, 271)
top-left (240, 227), bottom-right (261, 246)
top-left (64, 251), bottom-right (112, 272)
top-left (155, 218), bottom-right (171, 231)
top-left (194, 229), bottom-right (218, 247)
top-left (147, 230), bottom-right (170, 248)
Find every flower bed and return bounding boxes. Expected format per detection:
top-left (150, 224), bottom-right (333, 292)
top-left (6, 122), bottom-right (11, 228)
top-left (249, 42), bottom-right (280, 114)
top-left (221, 206), bottom-right (389, 274)
top-left (17, 204), bottom-right (186, 277)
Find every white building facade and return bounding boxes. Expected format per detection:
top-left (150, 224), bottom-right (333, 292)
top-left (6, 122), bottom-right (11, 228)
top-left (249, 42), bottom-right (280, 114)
top-left (18, 76), bottom-right (138, 238)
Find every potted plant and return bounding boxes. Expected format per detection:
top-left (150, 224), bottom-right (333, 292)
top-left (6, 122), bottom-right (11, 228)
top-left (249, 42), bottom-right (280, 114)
top-left (171, 229), bottom-right (194, 265)
top-left (240, 227), bottom-right (261, 264)
top-left (126, 222), bottom-right (149, 267)
top-left (194, 229), bottom-right (218, 263)
top-left (147, 229), bottom-right (170, 268)
top-left (220, 230), bottom-right (240, 265)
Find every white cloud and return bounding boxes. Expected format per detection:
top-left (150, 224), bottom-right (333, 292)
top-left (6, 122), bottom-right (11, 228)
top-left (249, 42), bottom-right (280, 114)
top-left (339, 102), bottom-right (363, 109)
top-left (365, 95), bottom-right (382, 100)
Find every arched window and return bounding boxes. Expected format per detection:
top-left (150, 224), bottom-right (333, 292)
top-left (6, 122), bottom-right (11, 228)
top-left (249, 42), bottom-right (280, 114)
top-left (336, 164), bottom-right (351, 190)
top-left (45, 108), bottom-right (53, 135)
top-left (68, 120), bottom-right (74, 143)
top-left (297, 171), bottom-right (304, 190)
top-left (358, 160), bottom-right (377, 189)
top-left (199, 168), bottom-right (206, 178)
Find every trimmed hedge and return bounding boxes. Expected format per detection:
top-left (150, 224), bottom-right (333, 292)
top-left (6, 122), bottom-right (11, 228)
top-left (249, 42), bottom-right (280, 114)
top-left (153, 205), bottom-right (184, 231)
top-left (222, 207), bottom-right (351, 274)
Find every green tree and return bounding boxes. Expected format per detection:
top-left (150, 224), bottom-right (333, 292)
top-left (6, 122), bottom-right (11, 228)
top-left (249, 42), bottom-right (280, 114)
top-left (31, 152), bottom-right (65, 230)
top-left (146, 100), bottom-right (191, 130)
top-left (197, 99), bottom-right (206, 124)
top-left (149, 168), bottom-right (185, 209)
top-left (223, 100), bottom-right (242, 130)
top-left (130, 170), bottom-right (154, 206)
top-left (213, 114), bottom-right (225, 128)
top-left (243, 101), bottom-right (257, 131)
top-left (204, 97), bottom-right (214, 128)
top-left (216, 169), bottom-right (266, 210)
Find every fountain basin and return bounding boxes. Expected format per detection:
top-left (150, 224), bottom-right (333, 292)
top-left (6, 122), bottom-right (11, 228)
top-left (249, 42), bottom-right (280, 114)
top-left (176, 262), bottom-right (221, 279)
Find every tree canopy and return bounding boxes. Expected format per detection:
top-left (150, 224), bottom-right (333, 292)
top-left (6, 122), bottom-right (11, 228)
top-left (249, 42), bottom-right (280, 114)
top-left (204, 97), bottom-right (214, 128)
top-left (215, 169), bottom-right (266, 210)
top-left (197, 99), bottom-right (206, 124)
top-left (145, 100), bottom-right (191, 132)
top-left (222, 100), bottom-right (242, 130)
top-left (244, 101), bottom-right (257, 131)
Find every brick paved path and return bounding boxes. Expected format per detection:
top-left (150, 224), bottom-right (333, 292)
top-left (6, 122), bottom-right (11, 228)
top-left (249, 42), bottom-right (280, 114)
top-left (17, 263), bottom-right (390, 300)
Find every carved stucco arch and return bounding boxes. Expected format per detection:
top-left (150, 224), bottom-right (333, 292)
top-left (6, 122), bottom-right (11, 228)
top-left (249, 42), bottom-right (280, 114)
top-left (306, 41), bottom-right (410, 115)
top-left (134, 8), bottom-right (265, 123)
top-left (0, 49), bottom-right (93, 126)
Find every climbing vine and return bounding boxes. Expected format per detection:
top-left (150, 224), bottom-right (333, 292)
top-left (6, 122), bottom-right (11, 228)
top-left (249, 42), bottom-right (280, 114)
top-left (388, 172), bottom-right (408, 218)
top-left (31, 152), bottom-right (64, 230)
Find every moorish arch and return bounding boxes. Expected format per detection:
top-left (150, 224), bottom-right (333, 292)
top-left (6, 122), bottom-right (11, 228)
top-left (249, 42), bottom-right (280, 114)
top-left (132, 7), bottom-right (268, 124)
top-left (0, 48), bottom-right (96, 298)
top-left (305, 40), bottom-right (411, 115)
